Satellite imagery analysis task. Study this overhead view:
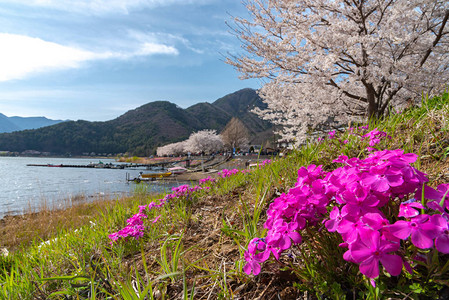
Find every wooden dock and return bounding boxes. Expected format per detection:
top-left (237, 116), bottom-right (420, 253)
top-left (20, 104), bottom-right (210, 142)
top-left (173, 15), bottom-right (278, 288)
top-left (26, 156), bottom-right (225, 170)
top-left (26, 163), bottom-right (159, 169)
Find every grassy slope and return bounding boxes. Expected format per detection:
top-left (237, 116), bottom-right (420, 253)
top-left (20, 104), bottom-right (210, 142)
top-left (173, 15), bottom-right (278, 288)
top-left (0, 93), bottom-right (448, 299)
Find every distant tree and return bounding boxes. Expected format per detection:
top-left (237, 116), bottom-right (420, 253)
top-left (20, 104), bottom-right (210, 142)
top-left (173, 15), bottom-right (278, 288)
top-left (156, 141), bottom-right (186, 156)
top-left (184, 130), bottom-right (223, 154)
top-left (227, 0), bottom-right (449, 144)
top-left (221, 117), bottom-right (250, 151)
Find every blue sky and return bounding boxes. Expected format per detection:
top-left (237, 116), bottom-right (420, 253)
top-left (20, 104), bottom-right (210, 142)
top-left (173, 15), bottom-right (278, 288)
top-left (0, 0), bottom-right (260, 121)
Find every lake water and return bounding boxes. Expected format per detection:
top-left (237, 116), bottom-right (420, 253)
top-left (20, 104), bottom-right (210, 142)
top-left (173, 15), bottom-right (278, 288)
top-left (0, 157), bottom-right (183, 218)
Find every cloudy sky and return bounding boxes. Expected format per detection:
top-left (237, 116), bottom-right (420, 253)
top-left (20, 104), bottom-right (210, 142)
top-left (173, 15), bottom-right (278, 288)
top-left (0, 0), bottom-right (260, 121)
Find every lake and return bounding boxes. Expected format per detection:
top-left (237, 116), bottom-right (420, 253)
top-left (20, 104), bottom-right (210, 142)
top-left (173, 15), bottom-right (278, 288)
top-left (0, 157), bottom-right (183, 218)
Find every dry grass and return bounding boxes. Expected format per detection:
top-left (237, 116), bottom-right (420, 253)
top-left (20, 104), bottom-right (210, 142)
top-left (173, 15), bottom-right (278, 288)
top-left (0, 195), bottom-right (138, 251)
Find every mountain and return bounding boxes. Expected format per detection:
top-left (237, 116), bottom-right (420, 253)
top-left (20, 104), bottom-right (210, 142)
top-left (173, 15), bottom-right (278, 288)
top-left (186, 88), bottom-right (270, 136)
top-left (8, 116), bottom-right (65, 131)
top-left (0, 113), bottom-right (21, 133)
top-left (0, 114), bottom-right (65, 133)
top-left (0, 88), bottom-right (272, 156)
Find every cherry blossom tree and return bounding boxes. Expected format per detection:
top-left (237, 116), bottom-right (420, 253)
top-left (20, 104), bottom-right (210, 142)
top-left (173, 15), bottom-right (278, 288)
top-left (184, 130), bottom-right (223, 154)
top-left (227, 0), bottom-right (449, 144)
top-left (156, 141), bottom-right (186, 156)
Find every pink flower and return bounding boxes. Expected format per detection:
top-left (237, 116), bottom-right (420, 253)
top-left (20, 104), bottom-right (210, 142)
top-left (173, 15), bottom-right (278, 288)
top-left (108, 232), bottom-right (120, 242)
top-left (337, 218), bottom-right (367, 244)
top-left (362, 128), bottom-right (391, 147)
top-left (340, 182), bottom-right (379, 216)
top-left (350, 229), bottom-right (402, 278)
top-left (361, 167), bottom-right (404, 193)
top-left (266, 219), bottom-right (302, 250)
top-left (199, 176), bottom-right (216, 184)
top-left (325, 206), bottom-right (343, 232)
top-left (388, 214), bottom-right (439, 249)
top-left (398, 201), bottom-right (424, 218)
top-left (126, 213), bottom-right (147, 226)
top-left (243, 238), bottom-right (270, 275)
top-left (361, 213), bottom-right (389, 230)
top-left (218, 168), bottom-right (240, 178)
top-left (139, 205), bottom-right (147, 214)
top-left (430, 214), bottom-right (449, 254)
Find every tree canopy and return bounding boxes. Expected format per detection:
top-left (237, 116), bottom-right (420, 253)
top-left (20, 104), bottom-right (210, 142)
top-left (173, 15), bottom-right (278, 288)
top-left (157, 130), bottom-right (224, 156)
top-left (220, 117), bottom-right (250, 151)
top-left (227, 0), bottom-right (449, 144)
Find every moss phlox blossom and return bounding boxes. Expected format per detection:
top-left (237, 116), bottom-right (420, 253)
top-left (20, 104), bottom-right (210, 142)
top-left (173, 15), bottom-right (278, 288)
top-left (244, 149), bottom-right (449, 279)
top-left (109, 184), bottom-right (207, 243)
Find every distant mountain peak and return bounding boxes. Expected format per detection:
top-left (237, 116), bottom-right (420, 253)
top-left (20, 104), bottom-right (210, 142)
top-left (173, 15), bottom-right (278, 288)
top-left (0, 115), bottom-right (65, 133)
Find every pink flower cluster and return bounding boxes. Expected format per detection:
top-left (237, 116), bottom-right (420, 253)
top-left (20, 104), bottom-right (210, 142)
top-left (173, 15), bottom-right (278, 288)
top-left (108, 212), bottom-right (149, 242)
top-left (199, 176), bottom-right (216, 185)
top-left (244, 149), bottom-right (449, 279)
top-left (321, 127), bottom-right (390, 151)
top-left (218, 160), bottom-right (272, 179)
top-left (361, 128), bottom-right (392, 151)
top-left (258, 159), bottom-right (271, 168)
top-left (109, 184), bottom-right (206, 243)
top-left (218, 168), bottom-right (240, 178)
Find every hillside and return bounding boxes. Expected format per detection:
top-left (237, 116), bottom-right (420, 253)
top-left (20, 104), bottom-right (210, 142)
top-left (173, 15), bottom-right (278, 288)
top-left (0, 89), bottom-right (272, 156)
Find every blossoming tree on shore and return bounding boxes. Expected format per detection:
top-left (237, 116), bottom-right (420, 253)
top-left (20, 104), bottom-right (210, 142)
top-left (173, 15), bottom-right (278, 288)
top-left (227, 0), bottom-right (449, 144)
top-left (156, 130), bottom-right (224, 156)
top-left (156, 141), bottom-right (186, 156)
top-left (183, 129), bottom-right (224, 155)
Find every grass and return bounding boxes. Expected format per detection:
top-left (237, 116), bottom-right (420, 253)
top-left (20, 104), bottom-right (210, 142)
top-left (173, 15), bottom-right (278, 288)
top-left (0, 92), bottom-right (448, 299)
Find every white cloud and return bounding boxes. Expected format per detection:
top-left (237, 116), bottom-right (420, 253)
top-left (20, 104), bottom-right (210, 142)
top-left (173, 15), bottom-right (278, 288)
top-left (0, 0), bottom-right (213, 15)
top-left (128, 30), bottom-right (205, 54)
top-left (136, 42), bottom-right (179, 56)
top-left (0, 33), bottom-right (178, 82)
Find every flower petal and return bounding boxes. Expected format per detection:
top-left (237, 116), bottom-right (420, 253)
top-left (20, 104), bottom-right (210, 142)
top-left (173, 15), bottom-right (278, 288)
top-left (411, 230), bottom-right (434, 249)
top-left (388, 221), bottom-right (411, 240)
top-left (359, 256), bottom-right (380, 278)
top-left (380, 254), bottom-right (403, 276)
top-left (435, 235), bottom-right (449, 254)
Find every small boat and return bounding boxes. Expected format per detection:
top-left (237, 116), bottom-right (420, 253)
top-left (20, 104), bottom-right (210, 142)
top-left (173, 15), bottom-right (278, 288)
top-left (139, 171), bottom-right (172, 179)
top-left (47, 164), bottom-right (63, 167)
top-left (126, 171), bottom-right (173, 183)
top-left (167, 167), bottom-right (188, 175)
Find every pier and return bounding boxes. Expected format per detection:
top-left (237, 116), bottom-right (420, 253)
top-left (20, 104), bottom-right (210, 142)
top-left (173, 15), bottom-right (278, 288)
top-left (26, 162), bottom-right (172, 169)
top-left (26, 155), bottom-right (229, 170)
top-left (25, 158), bottom-right (205, 169)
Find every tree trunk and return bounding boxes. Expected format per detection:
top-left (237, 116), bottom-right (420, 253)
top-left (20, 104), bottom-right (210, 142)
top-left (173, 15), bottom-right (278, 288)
top-left (366, 86), bottom-right (377, 119)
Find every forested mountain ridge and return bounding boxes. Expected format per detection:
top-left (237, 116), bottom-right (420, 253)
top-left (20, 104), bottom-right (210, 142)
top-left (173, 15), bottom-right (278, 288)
top-left (0, 88), bottom-right (272, 156)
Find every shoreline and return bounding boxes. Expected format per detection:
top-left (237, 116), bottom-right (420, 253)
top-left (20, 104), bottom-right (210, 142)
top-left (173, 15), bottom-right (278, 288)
top-left (0, 156), bottom-right (261, 250)
top-left (0, 191), bottom-right (123, 220)
top-left (0, 191), bottom-right (157, 251)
